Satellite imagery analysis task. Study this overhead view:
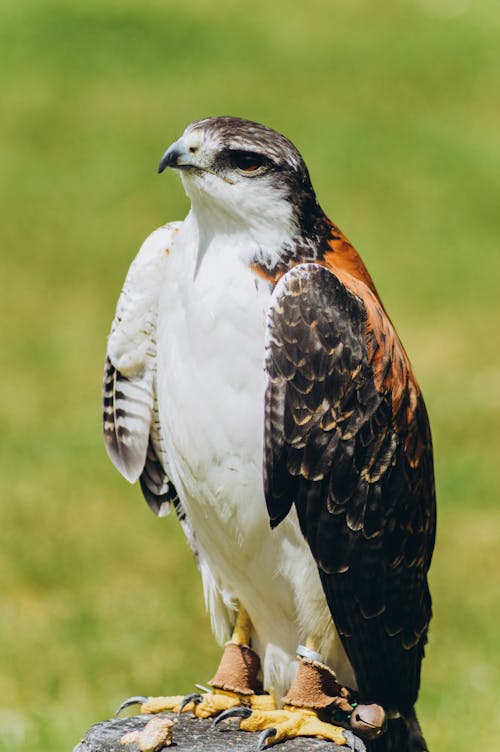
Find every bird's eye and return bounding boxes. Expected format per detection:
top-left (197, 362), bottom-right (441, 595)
top-left (231, 151), bottom-right (267, 174)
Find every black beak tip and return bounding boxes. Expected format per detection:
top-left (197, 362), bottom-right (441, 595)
top-left (158, 144), bottom-right (183, 175)
top-left (158, 148), bottom-right (176, 175)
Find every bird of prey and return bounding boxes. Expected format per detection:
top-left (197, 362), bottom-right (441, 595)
top-left (103, 117), bottom-right (436, 752)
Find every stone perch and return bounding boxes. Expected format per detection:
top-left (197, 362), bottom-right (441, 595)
top-left (73, 713), bottom-right (349, 752)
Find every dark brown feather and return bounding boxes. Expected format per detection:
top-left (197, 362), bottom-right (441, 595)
top-left (264, 260), bottom-right (436, 719)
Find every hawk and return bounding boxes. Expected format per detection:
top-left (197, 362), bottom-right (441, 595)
top-left (103, 117), bottom-right (435, 752)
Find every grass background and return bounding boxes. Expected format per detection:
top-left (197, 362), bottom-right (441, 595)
top-left (1, 0), bottom-right (499, 750)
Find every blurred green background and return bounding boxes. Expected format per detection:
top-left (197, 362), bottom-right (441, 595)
top-left (1, 0), bottom-right (499, 750)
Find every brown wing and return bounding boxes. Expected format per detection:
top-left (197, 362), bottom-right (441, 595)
top-left (264, 263), bottom-right (436, 714)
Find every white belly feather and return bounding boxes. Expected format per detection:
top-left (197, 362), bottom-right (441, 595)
top-left (157, 220), bottom-right (356, 697)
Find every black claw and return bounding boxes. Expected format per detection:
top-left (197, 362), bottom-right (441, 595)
top-left (115, 695), bottom-right (148, 717)
top-left (177, 693), bottom-right (203, 718)
top-left (257, 727), bottom-right (277, 750)
top-left (212, 705), bottom-right (252, 730)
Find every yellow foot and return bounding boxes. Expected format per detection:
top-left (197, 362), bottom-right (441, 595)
top-left (214, 705), bottom-right (366, 751)
top-left (116, 689), bottom-right (277, 720)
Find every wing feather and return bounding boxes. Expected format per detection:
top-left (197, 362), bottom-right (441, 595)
top-left (264, 262), bottom-right (436, 713)
top-left (103, 356), bottom-right (153, 482)
top-left (103, 223), bottom-right (182, 515)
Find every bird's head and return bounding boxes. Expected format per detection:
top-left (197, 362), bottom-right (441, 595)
top-left (158, 117), bottom-right (326, 252)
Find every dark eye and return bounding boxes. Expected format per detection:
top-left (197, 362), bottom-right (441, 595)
top-left (231, 150), bottom-right (268, 173)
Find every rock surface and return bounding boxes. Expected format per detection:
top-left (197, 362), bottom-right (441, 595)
top-left (73, 713), bottom-right (350, 751)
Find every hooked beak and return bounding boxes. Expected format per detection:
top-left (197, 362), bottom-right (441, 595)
top-left (157, 133), bottom-right (233, 184)
top-left (158, 137), bottom-right (197, 174)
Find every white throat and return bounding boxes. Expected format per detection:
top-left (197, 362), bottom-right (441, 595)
top-left (179, 172), bottom-right (298, 273)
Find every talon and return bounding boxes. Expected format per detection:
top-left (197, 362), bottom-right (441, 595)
top-left (212, 705), bottom-right (252, 730)
top-left (177, 692), bottom-right (203, 717)
top-left (257, 727), bottom-right (277, 750)
top-left (115, 695), bottom-right (149, 717)
top-left (343, 729), bottom-right (367, 752)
